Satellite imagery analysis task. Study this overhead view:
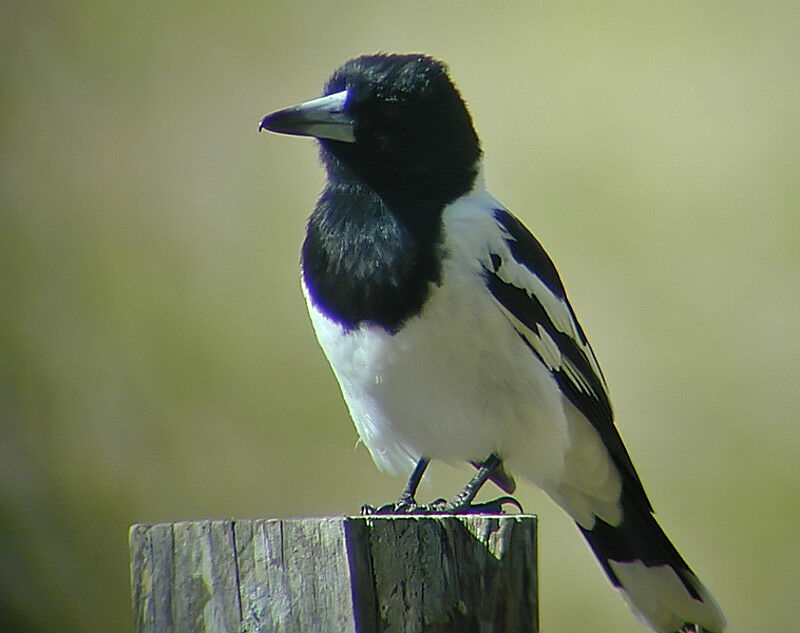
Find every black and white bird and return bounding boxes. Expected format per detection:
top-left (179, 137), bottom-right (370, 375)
top-left (259, 53), bottom-right (726, 633)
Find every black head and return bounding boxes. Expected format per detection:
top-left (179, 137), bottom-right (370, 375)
top-left (260, 54), bottom-right (481, 204)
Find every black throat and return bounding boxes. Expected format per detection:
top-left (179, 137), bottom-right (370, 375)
top-left (299, 54), bottom-right (482, 333)
top-left (301, 168), bottom-right (465, 333)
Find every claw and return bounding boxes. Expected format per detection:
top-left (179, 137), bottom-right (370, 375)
top-left (361, 501), bottom-right (426, 515)
top-left (360, 496), bottom-right (523, 516)
top-left (360, 498), bottom-right (446, 515)
top-left (456, 496), bottom-right (524, 515)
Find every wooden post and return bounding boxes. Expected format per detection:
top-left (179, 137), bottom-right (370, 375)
top-left (130, 515), bottom-right (537, 633)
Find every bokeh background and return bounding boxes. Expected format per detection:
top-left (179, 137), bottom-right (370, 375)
top-left (2, 1), bottom-right (799, 631)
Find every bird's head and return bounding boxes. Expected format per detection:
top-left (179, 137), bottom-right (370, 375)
top-left (260, 54), bottom-right (481, 204)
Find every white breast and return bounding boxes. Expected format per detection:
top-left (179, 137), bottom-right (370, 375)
top-left (303, 184), bottom-right (572, 488)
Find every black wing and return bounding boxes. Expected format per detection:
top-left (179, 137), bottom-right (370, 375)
top-left (484, 209), bottom-right (651, 512)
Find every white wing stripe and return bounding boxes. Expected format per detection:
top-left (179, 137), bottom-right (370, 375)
top-left (491, 247), bottom-right (607, 401)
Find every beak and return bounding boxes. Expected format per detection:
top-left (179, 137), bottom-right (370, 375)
top-left (259, 90), bottom-right (355, 143)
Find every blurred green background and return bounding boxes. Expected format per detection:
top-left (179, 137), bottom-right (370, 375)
top-left (2, 1), bottom-right (798, 631)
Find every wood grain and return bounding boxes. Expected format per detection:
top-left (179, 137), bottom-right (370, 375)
top-left (130, 515), bottom-right (537, 633)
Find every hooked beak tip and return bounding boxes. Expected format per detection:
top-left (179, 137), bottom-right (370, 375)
top-left (258, 114), bottom-right (272, 133)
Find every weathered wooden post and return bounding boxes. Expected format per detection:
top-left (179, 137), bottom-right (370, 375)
top-left (129, 515), bottom-right (537, 633)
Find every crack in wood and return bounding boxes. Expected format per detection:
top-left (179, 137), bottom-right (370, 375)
top-left (130, 515), bottom-right (537, 633)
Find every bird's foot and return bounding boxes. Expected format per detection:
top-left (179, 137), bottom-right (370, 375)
top-left (360, 494), bottom-right (430, 515)
top-left (429, 495), bottom-right (523, 515)
top-left (361, 501), bottom-right (427, 515)
top-left (361, 495), bottom-right (523, 516)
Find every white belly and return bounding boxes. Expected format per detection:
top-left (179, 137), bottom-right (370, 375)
top-left (303, 255), bottom-right (571, 488)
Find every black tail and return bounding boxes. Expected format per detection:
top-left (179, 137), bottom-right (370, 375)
top-left (579, 482), bottom-right (726, 633)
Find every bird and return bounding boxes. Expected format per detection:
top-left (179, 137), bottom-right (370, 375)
top-left (259, 53), bottom-right (726, 633)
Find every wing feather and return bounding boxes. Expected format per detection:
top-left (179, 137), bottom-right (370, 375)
top-left (486, 209), bottom-right (651, 511)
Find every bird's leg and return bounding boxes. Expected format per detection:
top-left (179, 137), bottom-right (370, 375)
top-left (361, 454), bottom-right (523, 516)
top-left (429, 453), bottom-right (522, 514)
top-left (442, 453), bottom-right (502, 507)
top-left (397, 457), bottom-right (430, 505)
top-left (361, 458), bottom-right (430, 515)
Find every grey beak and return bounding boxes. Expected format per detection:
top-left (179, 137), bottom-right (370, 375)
top-left (259, 90), bottom-right (355, 143)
